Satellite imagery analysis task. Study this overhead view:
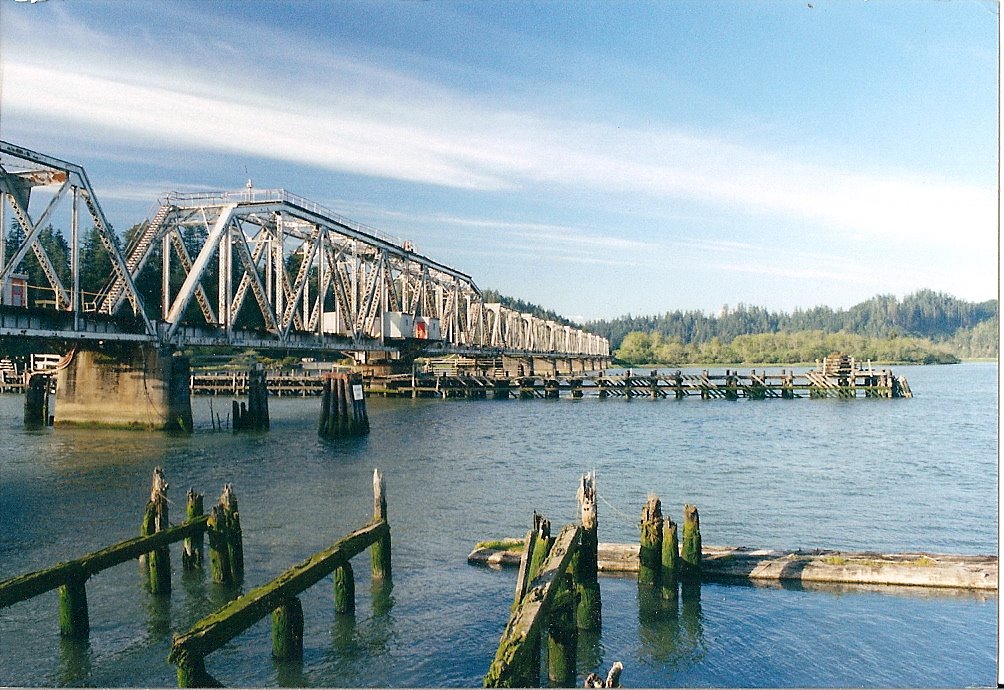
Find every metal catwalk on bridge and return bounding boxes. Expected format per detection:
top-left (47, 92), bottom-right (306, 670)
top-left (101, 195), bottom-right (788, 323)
top-left (0, 141), bottom-right (608, 360)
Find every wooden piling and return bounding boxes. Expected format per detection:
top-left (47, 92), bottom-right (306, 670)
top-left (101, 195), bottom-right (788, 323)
top-left (573, 472), bottom-right (601, 630)
top-left (546, 576), bottom-right (577, 686)
top-left (319, 374), bottom-right (370, 438)
top-left (207, 484), bottom-right (243, 585)
top-left (58, 574), bottom-right (89, 639)
top-left (483, 524), bottom-right (582, 688)
top-left (207, 505), bottom-right (231, 585)
top-left (183, 489), bottom-right (204, 570)
top-left (24, 374), bottom-right (49, 427)
top-left (370, 469), bottom-right (391, 581)
top-left (680, 504), bottom-right (701, 581)
top-left (221, 484), bottom-right (244, 584)
top-left (661, 517), bottom-right (679, 590)
top-left (638, 494), bottom-right (663, 585)
top-left (271, 597), bottom-right (304, 660)
top-left (174, 651), bottom-right (221, 688)
top-left (141, 467), bottom-right (171, 594)
top-left (333, 561), bottom-right (355, 614)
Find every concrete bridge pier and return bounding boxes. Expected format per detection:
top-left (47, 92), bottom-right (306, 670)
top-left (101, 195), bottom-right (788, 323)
top-left (55, 346), bottom-right (193, 431)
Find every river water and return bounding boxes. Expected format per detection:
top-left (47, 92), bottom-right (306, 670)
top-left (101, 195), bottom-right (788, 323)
top-left (0, 362), bottom-right (996, 687)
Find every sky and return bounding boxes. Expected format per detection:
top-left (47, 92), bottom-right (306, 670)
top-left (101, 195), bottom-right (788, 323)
top-left (0, 0), bottom-right (997, 322)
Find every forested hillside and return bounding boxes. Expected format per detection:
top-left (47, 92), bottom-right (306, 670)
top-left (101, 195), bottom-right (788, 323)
top-left (587, 290), bottom-right (997, 362)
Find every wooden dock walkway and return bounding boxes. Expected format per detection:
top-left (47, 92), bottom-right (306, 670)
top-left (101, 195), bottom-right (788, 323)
top-left (371, 360), bottom-right (912, 400)
top-left (467, 540), bottom-right (996, 591)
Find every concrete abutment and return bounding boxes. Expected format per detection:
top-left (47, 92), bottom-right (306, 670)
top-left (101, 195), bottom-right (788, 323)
top-left (55, 347), bottom-right (192, 431)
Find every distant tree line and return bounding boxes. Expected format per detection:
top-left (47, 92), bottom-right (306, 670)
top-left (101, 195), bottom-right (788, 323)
top-left (586, 290), bottom-right (998, 363)
top-left (614, 330), bottom-right (963, 366)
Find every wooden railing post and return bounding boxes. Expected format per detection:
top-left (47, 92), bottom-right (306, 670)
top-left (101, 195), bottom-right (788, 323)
top-left (371, 469), bottom-right (391, 581)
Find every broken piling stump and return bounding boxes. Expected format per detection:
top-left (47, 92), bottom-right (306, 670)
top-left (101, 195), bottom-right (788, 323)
top-left (680, 504), bottom-right (702, 581)
top-left (638, 494), bottom-right (662, 585)
top-left (573, 471), bottom-right (601, 630)
top-left (141, 467), bottom-right (172, 594)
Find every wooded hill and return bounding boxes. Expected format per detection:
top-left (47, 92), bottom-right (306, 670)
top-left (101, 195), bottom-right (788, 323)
top-left (584, 290), bottom-right (997, 365)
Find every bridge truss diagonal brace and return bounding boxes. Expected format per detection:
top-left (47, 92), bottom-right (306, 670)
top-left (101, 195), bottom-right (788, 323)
top-left (165, 203), bottom-right (237, 341)
top-left (0, 168), bottom-right (73, 306)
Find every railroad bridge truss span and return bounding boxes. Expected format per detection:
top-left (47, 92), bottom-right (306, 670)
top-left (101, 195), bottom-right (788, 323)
top-left (0, 141), bottom-right (608, 361)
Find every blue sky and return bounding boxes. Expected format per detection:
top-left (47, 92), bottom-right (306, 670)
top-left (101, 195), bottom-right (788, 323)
top-left (0, 0), bottom-right (997, 321)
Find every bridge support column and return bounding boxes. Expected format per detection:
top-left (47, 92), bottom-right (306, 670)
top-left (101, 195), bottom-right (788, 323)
top-left (55, 347), bottom-right (193, 431)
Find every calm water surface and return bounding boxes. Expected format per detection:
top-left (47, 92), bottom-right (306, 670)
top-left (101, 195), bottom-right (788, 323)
top-left (0, 362), bottom-right (996, 687)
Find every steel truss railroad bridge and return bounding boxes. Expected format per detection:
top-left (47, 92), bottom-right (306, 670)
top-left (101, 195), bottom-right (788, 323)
top-left (0, 141), bottom-right (609, 364)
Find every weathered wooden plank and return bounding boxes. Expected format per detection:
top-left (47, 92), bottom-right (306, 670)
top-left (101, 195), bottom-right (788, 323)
top-left (170, 520), bottom-right (387, 661)
top-left (0, 515), bottom-right (210, 608)
top-left (469, 540), bottom-right (997, 591)
top-left (484, 523), bottom-right (582, 687)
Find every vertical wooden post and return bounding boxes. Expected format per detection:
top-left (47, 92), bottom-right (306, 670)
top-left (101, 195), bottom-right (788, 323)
top-left (573, 472), bottom-right (601, 630)
top-left (208, 484), bottom-right (243, 585)
top-left (58, 572), bottom-right (89, 639)
top-left (24, 373), bottom-right (49, 427)
top-left (661, 517), bottom-right (679, 598)
top-left (175, 652), bottom-right (219, 688)
top-left (680, 504), bottom-right (702, 581)
top-left (221, 484), bottom-right (244, 584)
top-left (182, 489), bottom-right (204, 570)
top-left (334, 560), bottom-right (355, 614)
top-left (207, 504), bottom-right (231, 584)
top-left (371, 469), bottom-right (391, 581)
top-left (271, 597), bottom-right (304, 660)
top-left (141, 467), bottom-right (171, 594)
top-left (638, 494), bottom-right (663, 585)
top-left (674, 370), bottom-right (684, 399)
top-left (318, 378), bottom-right (331, 434)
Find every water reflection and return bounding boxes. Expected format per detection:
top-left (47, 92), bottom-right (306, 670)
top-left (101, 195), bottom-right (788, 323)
top-left (57, 637), bottom-right (91, 686)
top-left (637, 580), bottom-right (705, 669)
top-left (145, 593), bottom-right (172, 641)
top-left (273, 657), bottom-right (308, 688)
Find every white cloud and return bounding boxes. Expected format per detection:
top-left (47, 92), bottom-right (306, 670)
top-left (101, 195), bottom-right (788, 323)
top-left (2, 7), bottom-right (996, 263)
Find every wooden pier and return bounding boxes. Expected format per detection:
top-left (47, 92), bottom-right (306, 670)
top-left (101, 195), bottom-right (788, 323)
top-left (371, 355), bottom-right (913, 400)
